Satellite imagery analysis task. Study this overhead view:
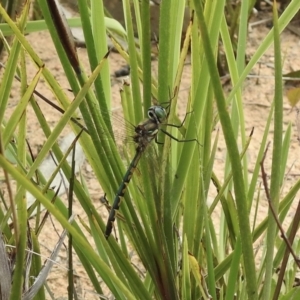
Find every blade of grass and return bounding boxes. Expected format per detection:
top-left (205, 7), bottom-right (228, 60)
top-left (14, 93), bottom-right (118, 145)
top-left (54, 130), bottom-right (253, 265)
top-left (0, 7), bottom-right (25, 124)
top-left (139, 0), bottom-right (152, 109)
top-left (225, 237), bottom-right (242, 300)
top-left (90, 0), bottom-right (111, 105)
top-left (0, 17), bottom-right (126, 37)
top-left (203, 190), bottom-right (217, 299)
top-left (262, 3), bottom-right (283, 299)
top-left (2, 67), bottom-right (43, 147)
top-left (123, 0), bottom-right (143, 121)
top-left (228, 0), bottom-right (249, 189)
top-left (182, 236), bottom-right (191, 300)
top-left (28, 231), bottom-right (46, 300)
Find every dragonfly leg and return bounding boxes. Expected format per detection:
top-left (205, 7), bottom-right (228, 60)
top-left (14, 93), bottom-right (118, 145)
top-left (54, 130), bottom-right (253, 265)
top-left (161, 111), bottom-right (200, 144)
top-left (160, 128), bottom-right (199, 143)
top-left (163, 111), bottom-right (193, 128)
top-left (155, 135), bottom-right (164, 145)
top-left (100, 193), bottom-right (111, 210)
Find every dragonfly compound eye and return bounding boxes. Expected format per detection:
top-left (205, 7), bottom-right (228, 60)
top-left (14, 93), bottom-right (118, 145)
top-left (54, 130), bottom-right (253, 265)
top-left (148, 106), bottom-right (167, 124)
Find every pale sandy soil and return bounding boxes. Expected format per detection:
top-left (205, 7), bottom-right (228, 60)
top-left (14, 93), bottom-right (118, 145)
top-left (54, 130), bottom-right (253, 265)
top-left (2, 9), bottom-right (300, 300)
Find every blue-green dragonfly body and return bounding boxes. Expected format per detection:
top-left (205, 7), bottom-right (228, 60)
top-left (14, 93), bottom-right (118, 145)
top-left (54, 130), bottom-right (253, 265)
top-left (105, 105), bottom-right (167, 238)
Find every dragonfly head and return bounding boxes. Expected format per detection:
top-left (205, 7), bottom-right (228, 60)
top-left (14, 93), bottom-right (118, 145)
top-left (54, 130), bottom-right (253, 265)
top-left (148, 106), bottom-right (167, 124)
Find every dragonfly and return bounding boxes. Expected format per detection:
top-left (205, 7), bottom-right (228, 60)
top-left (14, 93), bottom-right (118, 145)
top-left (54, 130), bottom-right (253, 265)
top-left (105, 105), bottom-right (197, 238)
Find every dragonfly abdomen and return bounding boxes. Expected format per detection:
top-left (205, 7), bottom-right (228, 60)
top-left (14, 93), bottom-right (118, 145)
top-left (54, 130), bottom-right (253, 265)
top-left (105, 150), bottom-right (143, 238)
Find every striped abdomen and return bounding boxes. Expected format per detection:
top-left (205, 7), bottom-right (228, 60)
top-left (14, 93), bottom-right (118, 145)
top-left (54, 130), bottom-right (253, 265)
top-left (105, 150), bottom-right (143, 238)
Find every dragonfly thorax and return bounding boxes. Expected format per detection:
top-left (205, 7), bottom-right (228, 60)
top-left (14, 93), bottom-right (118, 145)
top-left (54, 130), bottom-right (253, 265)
top-left (134, 120), bottom-right (159, 150)
top-left (148, 105), bottom-right (167, 124)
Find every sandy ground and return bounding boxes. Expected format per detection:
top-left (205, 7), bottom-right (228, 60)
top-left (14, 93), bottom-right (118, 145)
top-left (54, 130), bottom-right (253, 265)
top-left (2, 7), bottom-right (300, 300)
